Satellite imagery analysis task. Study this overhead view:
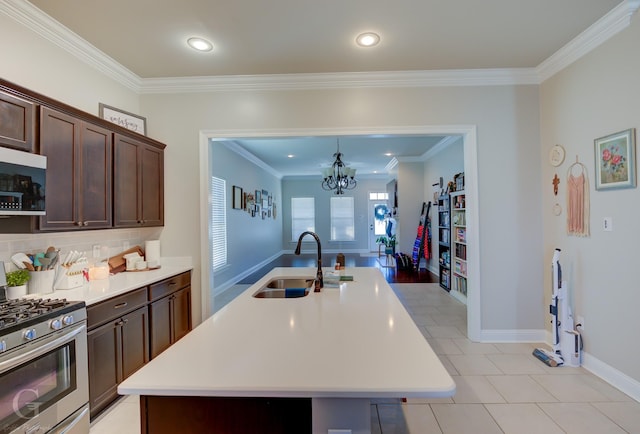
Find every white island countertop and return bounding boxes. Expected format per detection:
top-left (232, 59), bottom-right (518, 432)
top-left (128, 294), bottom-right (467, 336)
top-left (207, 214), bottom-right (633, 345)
top-left (118, 266), bottom-right (455, 399)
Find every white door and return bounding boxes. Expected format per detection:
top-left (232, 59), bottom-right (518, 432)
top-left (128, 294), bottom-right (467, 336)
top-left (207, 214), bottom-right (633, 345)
top-left (369, 202), bottom-right (389, 252)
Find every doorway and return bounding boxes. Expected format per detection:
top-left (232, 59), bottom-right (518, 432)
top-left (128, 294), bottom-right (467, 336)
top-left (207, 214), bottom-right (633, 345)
top-left (369, 194), bottom-right (390, 252)
top-left (199, 125), bottom-right (479, 341)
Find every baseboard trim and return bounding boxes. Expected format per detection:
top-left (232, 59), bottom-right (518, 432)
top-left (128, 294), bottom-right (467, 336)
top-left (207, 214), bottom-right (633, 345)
top-left (478, 329), bottom-right (546, 343)
top-left (213, 251), bottom-right (284, 295)
top-left (582, 352), bottom-right (640, 402)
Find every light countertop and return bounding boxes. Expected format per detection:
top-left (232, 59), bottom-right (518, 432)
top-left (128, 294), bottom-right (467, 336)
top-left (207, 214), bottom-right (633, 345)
top-left (47, 257), bottom-right (193, 306)
top-left (118, 266), bottom-right (455, 399)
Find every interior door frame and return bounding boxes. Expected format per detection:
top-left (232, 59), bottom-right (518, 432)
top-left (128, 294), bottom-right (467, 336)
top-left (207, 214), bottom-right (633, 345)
top-left (199, 125), bottom-right (480, 342)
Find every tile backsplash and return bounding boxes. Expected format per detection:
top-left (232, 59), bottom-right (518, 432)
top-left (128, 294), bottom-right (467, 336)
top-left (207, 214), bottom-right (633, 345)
top-left (1, 227), bottom-right (162, 271)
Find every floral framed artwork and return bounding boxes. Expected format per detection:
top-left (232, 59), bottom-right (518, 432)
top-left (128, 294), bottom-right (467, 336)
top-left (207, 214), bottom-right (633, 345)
top-left (594, 128), bottom-right (636, 190)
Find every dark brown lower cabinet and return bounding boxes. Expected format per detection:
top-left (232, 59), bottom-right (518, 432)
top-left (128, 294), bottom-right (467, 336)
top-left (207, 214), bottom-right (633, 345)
top-left (140, 396), bottom-right (312, 434)
top-left (150, 286), bottom-right (191, 358)
top-left (87, 272), bottom-right (192, 420)
top-left (87, 306), bottom-right (149, 419)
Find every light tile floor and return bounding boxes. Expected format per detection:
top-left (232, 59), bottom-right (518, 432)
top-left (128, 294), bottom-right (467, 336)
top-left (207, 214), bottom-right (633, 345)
top-left (90, 283), bottom-right (640, 433)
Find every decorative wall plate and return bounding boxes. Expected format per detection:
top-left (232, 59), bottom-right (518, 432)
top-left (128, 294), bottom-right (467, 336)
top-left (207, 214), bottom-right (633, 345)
top-left (549, 144), bottom-right (565, 167)
top-left (553, 203), bottom-right (562, 216)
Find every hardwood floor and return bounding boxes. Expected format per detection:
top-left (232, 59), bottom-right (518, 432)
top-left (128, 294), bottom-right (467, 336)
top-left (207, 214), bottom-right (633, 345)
top-left (239, 253), bottom-right (438, 284)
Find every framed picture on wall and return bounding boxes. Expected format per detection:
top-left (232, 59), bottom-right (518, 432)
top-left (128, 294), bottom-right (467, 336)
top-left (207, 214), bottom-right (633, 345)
top-left (595, 128), bottom-right (636, 190)
top-left (232, 186), bottom-right (243, 209)
top-left (99, 103), bottom-right (147, 135)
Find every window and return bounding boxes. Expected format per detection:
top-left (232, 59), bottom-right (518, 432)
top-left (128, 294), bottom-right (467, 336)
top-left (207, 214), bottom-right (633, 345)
top-left (291, 197), bottom-right (315, 240)
top-left (210, 176), bottom-right (227, 271)
top-left (330, 197), bottom-right (355, 241)
top-left (369, 192), bottom-right (389, 200)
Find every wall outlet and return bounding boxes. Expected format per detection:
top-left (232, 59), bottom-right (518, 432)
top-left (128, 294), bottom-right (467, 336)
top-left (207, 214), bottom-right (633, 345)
top-left (603, 217), bottom-right (613, 231)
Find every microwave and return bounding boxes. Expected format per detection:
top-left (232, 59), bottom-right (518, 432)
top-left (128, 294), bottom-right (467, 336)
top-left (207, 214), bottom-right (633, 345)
top-left (0, 147), bottom-right (46, 215)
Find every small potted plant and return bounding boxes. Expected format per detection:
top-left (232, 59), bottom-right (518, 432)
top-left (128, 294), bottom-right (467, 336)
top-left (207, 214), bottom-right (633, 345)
top-left (376, 235), bottom-right (396, 255)
top-left (6, 269), bottom-right (30, 298)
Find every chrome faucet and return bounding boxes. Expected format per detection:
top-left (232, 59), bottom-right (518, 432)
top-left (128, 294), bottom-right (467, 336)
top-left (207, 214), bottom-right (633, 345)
top-left (294, 231), bottom-right (323, 292)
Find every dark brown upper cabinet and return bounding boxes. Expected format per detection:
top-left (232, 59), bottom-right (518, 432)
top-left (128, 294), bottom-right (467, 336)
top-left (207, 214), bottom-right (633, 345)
top-left (0, 89), bottom-right (36, 152)
top-left (39, 107), bottom-right (112, 230)
top-left (114, 134), bottom-right (164, 228)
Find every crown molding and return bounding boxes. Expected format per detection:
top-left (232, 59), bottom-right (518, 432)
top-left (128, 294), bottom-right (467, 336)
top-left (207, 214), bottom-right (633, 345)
top-left (220, 141), bottom-right (283, 179)
top-left (0, 0), bottom-right (141, 91)
top-left (422, 136), bottom-right (462, 160)
top-left (137, 68), bottom-right (540, 94)
top-left (537, 0), bottom-right (640, 81)
top-left (3, 0), bottom-right (638, 93)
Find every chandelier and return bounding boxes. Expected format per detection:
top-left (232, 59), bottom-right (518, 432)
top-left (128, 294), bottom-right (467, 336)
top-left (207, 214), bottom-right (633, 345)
top-left (321, 139), bottom-right (357, 195)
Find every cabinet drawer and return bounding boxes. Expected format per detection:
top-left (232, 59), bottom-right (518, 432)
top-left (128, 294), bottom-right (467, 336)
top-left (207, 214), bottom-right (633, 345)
top-left (87, 287), bottom-right (148, 329)
top-left (148, 271), bottom-right (191, 301)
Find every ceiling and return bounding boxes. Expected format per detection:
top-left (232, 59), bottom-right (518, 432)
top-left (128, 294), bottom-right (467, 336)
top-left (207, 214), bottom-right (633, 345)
top-left (23, 0), bottom-right (624, 177)
top-left (27, 0), bottom-right (622, 78)
top-left (222, 135), bottom-right (455, 178)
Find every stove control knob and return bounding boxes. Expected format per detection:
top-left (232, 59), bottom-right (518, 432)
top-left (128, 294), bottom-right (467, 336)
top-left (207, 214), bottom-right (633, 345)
top-left (50, 318), bottom-right (62, 330)
top-left (62, 315), bottom-right (74, 326)
top-left (0, 340), bottom-right (6, 352)
top-left (24, 329), bottom-right (37, 341)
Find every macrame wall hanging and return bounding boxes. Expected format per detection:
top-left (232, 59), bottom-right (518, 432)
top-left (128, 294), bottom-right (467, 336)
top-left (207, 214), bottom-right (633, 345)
top-left (566, 156), bottom-right (590, 237)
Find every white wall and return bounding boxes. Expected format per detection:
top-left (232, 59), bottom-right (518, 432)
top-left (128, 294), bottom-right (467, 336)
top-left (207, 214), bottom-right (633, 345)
top-left (281, 177), bottom-right (387, 253)
top-left (396, 162), bottom-right (426, 255)
top-left (141, 84), bottom-right (543, 334)
top-left (540, 15), bottom-right (640, 387)
top-left (210, 141), bottom-right (283, 293)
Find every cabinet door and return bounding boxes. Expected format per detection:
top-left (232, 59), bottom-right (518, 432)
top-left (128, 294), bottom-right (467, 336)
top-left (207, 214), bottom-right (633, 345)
top-left (39, 107), bottom-right (81, 230)
top-left (114, 134), bottom-right (164, 227)
top-left (79, 123), bottom-right (112, 228)
top-left (140, 144), bottom-right (164, 226)
top-left (87, 320), bottom-right (121, 419)
top-left (150, 295), bottom-right (172, 359)
top-left (172, 286), bottom-right (192, 344)
top-left (121, 306), bottom-right (150, 378)
top-left (0, 90), bottom-right (35, 152)
top-left (113, 134), bottom-right (141, 227)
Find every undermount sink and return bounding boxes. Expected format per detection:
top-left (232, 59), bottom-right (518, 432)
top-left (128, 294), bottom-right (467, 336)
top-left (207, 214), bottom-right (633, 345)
top-left (253, 277), bottom-right (315, 298)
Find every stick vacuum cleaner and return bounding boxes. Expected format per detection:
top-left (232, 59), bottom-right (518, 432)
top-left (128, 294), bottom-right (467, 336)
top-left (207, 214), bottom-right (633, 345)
top-left (533, 248), bottom-right (582, 367)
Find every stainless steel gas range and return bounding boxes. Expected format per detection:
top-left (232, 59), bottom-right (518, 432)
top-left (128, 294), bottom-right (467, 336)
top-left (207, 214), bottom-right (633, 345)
top-left (0, 266), bottom-right (89, 434)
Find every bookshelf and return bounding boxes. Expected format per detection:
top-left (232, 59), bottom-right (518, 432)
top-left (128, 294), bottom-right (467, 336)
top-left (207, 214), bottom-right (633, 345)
top-left (438, 194), bottom-right (450, 291)
top-left (450, 190), bottom-right (467, 304)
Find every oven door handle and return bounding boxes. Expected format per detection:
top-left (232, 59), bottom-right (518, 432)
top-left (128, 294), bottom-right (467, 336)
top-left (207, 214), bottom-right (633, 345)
top-left (0, 323), bottom-right (86, 373)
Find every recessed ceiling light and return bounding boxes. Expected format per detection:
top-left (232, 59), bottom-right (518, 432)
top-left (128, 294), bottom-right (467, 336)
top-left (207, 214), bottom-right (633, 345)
top-left (356, 32), bottom-right (380, 47)
top-left (187, 37), bottom-right (213, 52)
top-left (384, 152), bottom-right (393, 157)
top-left (287, 154), bottom-right (295, 158)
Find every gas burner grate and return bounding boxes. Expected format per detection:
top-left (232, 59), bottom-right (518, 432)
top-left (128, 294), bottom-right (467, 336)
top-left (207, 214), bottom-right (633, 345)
top-left (0, 297), bottom-right (72, 331)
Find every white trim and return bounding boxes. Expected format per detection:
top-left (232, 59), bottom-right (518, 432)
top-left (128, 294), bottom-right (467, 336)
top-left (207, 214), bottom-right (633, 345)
top-left (138, 69), bottom-right (539, 93)
top-left (211, 251), bottom-right (284, 297)
top-left (537, 0), bottom-right (640, 81)
top-left (199, 124), bottom-right (481, 342)
top-left (582, 351), bottom-right (640, 402)
top-left (222, 141), bottom-right (283, 179)
top-left (199, 132), bottom-right (213, 320)
top-left (479, 329), bottom-right (547, 343)
top-left (0, 0), bottom-right (140, 91)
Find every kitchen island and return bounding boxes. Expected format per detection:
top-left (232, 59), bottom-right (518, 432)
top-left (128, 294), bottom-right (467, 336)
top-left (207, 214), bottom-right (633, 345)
top-left (118, 267), bottom-right (455, 433)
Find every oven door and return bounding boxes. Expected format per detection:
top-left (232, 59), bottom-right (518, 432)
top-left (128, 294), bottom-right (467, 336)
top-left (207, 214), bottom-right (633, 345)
top-left (0, 322), bottom-right (88, 434)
